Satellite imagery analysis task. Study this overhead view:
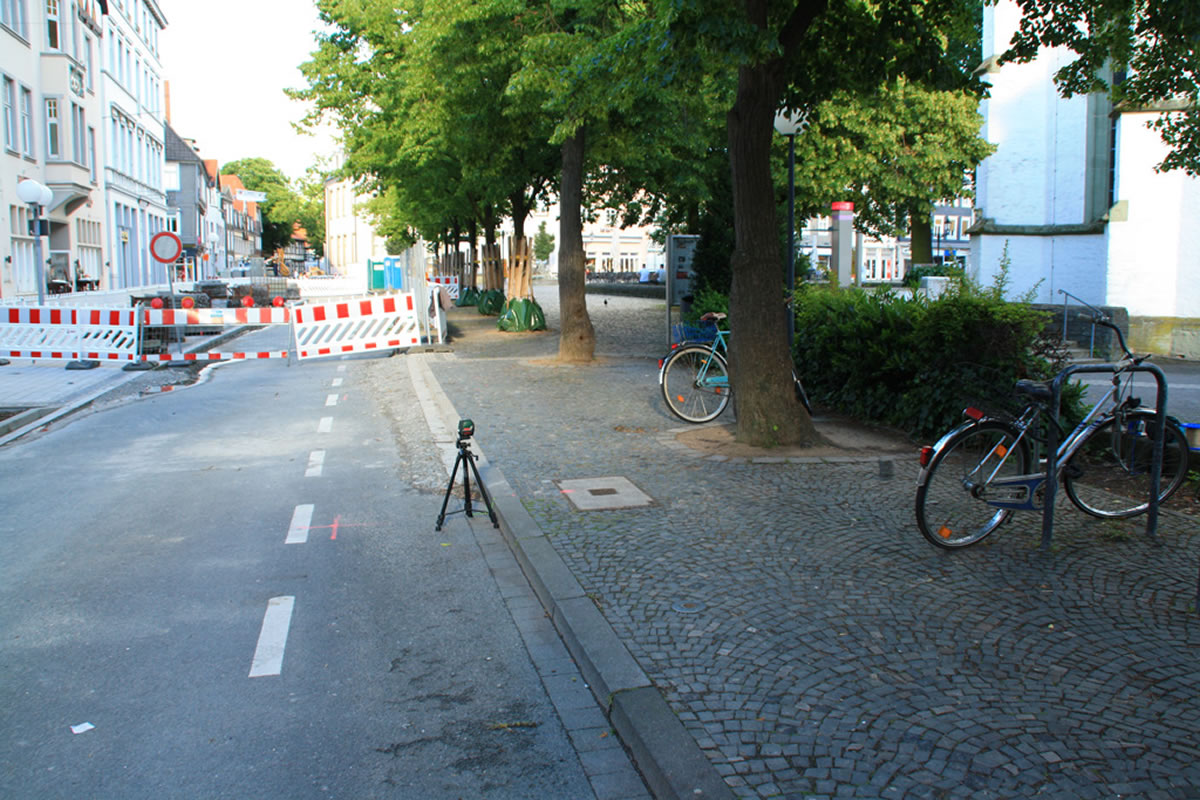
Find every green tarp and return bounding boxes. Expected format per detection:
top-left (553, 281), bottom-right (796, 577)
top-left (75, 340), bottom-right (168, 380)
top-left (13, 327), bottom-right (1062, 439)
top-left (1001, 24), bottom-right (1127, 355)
top-left (497, 298), bottom-right (546, 332)
top-left (477, 289), bottom-right (506, 316)
top-left (455, 287), bottom-right (481, 307)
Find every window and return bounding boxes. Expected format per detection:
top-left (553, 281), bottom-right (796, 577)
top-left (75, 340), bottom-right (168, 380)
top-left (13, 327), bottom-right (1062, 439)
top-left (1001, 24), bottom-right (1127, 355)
top-left (87, 125), bottom-right (96, 182)
top-left (45, 97), bottom-right (60, 158)
top-left (45, 0), bottom-right (59, 49)
top-left (1, 0), bottom-right (27, 38)
top-left (2, 77), bottom-right (14, 152)
top-left (71, 102), bottom-right (84, 163)
top-left (85, 35), bottom-right (94, 91)
top-left (19, 87), bottom-right (32, 155)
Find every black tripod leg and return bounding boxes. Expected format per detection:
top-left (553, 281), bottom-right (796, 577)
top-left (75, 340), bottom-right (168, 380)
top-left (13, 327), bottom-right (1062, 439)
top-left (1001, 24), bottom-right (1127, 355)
top-left (462, 450), bottom-right (474, 518)
top-left (435, 451), bottom-right (464, 531)
top-left (465, 451), bottom-right (499, 528)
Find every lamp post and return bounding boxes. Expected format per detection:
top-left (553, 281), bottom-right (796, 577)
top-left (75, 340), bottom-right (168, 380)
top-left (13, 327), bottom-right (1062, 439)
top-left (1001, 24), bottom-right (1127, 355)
top-left (774, 110), bottom-right (808, 349)
top-left (16, 178), bottom-right (53, 305)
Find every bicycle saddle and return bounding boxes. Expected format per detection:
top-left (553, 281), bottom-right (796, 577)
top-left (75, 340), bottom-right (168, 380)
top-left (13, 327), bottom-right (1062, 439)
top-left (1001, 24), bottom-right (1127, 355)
top-left (700, 312), bottom-right (727, 322)
top-left (1014, 379), bottom-right (1054, 402)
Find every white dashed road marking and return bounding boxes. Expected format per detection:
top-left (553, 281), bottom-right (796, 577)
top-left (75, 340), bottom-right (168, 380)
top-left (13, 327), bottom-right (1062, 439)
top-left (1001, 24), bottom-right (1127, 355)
top-left (286, 504), bottom-right (314, 544)
top-left (306, 450), bottom-right (325, 478)
top-left (249, 596), bottom-right (295, 678)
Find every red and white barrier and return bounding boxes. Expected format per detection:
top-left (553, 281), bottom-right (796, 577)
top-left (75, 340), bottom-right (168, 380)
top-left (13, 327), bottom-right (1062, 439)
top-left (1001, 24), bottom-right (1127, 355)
top-left (292, 294), bottom-right (421, 360)
top-left (141, 307), bottom-right (292, 326)
top-left (429, 275), bottom-right (460, 299)
top-left (0, 306), bottom-right (139, 362)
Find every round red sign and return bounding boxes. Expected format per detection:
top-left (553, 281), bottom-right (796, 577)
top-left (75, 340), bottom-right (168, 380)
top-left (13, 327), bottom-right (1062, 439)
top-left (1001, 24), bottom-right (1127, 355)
top-left (150, 231), bottom-right (183, 264)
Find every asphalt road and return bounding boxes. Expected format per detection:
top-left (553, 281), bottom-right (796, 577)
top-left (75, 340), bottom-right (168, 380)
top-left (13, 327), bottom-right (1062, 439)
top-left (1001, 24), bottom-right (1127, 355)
top-left (1075, 357), bottom-right (1200, 427)
top-left (0, 342), bottom-right (613, 798)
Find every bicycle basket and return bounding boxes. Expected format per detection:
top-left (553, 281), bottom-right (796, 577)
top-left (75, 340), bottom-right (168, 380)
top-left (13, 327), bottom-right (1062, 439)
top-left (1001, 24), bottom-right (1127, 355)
top-left (672, 321), bottom-right (719, 344)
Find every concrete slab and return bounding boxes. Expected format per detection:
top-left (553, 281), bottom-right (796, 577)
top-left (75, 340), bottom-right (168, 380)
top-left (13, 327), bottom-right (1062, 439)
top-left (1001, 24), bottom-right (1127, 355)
top-left (556, 476), bottom-right (654, 511)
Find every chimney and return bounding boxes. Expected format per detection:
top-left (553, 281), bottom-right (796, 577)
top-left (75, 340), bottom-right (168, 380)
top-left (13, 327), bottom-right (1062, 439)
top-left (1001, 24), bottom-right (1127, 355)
top-left (164, 80), bottom-right (171, 124)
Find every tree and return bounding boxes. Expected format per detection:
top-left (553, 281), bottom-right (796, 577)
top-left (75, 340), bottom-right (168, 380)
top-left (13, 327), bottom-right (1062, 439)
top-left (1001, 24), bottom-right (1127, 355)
top-left (533, 221), bottom-right (555, 262)
top-left (792, 78), bottom-right (995, 265)
top-left (1001, 0), bottom-right (1200, 175)
top-left (651, 0), bottom-right (984, 446)
top-left (221, 157), bottom-right (325, 256)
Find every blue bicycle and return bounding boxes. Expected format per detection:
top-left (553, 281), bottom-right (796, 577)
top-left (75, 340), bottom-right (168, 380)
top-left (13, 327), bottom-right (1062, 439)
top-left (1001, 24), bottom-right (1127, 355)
top-left (658, 312), bottom-right (811, 423)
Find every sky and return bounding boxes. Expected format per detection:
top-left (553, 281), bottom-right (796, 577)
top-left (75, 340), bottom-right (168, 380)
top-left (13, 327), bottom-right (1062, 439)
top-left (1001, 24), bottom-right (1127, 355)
top-left (157, 1), bottom-right (338, 183)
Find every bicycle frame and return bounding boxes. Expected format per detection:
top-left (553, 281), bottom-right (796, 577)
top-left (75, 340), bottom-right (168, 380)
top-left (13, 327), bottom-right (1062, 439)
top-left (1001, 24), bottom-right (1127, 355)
top-left (965, 378), bottom-right (1126, 513)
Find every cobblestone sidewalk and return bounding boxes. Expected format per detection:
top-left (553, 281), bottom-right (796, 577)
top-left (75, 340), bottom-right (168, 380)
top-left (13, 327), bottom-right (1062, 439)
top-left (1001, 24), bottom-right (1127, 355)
top-left (413, 285), bottom-right (1200, 799)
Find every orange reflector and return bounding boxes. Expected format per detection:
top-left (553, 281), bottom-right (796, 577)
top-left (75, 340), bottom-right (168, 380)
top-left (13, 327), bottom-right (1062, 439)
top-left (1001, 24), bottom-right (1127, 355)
top-left (676, 395), bottom-right (685, 403)
top-left (964, 407), bottom-right (984, 421)
top-left (938, 526), bottom-right (953, 539)
top-left (992, 443), bottom-right (1008, 458)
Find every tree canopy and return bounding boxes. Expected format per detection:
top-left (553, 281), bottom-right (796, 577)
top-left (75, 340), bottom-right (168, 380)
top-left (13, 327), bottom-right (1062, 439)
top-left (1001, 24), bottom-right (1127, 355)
top-left (221, 157), bottom-right (326, 257)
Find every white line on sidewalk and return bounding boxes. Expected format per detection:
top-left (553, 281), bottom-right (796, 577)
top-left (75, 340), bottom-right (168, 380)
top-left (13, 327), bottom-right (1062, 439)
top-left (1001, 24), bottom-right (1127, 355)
top-left (332, 377), bottom-right (344, 387)
top-left (318, 416), bottom-right (333, 434)
top-left (249, 596), bottom-right (295, 678)
top-left (305, 450), bottom-right (325, 478)
top-left (286, 504), bottom-right (314, 544)
top-left (325, 394), bottom-right (338, 407)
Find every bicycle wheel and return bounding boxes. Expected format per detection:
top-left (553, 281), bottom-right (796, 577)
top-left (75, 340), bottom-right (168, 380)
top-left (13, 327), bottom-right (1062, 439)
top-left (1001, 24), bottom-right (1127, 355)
top-left (915, 421), bottom-right (1030, 549)
top-left (661, 345), bottom-right (730, 423)
top-left (1063, 411), bottom-right (1190, 518)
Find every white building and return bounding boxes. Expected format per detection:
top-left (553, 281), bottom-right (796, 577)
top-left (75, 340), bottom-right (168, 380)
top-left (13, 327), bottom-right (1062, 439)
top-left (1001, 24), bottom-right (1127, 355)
top-left (2, 0), bottom-right (109, 297)
top-left (99, 0), bottom-right (168, 290)
top-left (324, 176), bottom-right (387, 273)
top-left (973, 0), bottom-right (1200, 354)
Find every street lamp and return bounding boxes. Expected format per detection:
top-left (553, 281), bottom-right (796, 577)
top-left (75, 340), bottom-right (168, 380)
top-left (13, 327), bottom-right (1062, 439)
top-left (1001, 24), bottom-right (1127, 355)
top-left (16, 178), bottom-right (53, 304)
top-left (774, 109), bottom-right (809, 349)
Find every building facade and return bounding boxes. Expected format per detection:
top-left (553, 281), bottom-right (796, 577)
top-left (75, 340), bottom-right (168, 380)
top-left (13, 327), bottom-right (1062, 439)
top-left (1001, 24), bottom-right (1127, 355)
top-left (2, 0), bottom-right (110, 297)
top-left (324, 176), bottom-right (386, 273)
top-left (99, 0), bottom-right (168, 290)
top-left (219, 173), bottom-right (262, 270)
top-left (972, 0), bottom-right (1200, 341)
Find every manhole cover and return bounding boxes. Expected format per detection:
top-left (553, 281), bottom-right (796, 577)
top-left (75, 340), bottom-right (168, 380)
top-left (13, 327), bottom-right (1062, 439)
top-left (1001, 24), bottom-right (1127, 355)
top-left (672, 601), bottom-right (706, 614)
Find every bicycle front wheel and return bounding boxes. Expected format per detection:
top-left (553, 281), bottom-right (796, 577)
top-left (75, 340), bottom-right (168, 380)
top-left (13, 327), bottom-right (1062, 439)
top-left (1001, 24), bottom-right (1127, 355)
top-left (915, 421), bottom-right (1030, 549)
top-left (1064, 412), bottom-right (1190, 518)
top-left (661, 346), bottom-right (730, 423)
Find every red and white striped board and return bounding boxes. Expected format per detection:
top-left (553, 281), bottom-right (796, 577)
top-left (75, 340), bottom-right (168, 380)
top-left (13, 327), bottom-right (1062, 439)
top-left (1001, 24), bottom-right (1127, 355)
top-left (0, 306), bottom-right (139, 362)
top-left (140, 350), bottom-right (291, 362)
top-left (142, 307), bottom-right (292, 326)
top-left (429, 275), bottom-right (460, 299)
top-left (292, 294), bottom-right (421, 360)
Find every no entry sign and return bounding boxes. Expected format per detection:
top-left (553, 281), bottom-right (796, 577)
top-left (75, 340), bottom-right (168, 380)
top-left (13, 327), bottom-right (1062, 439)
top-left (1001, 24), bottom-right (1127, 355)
top-left (150, 231), bottom-right (183, 264)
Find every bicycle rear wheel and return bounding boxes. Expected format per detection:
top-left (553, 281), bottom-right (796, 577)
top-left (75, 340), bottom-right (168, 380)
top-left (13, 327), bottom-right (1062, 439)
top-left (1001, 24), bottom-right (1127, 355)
top-left (915, 421), bottom-right (1030, 549)
top-left (1064, 411), bottom-right (1190, 518)
top-left (661, 345), bottom-right (730, 423)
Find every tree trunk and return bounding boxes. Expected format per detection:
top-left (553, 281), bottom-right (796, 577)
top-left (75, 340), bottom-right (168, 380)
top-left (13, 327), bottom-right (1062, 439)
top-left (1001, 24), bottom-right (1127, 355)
top-left (909, 209), bottom-right (934, 266)
top-left (557, 129), bottom-right (595, 363)
top-left (726, 60), bottom-right (819, 447)
top-left (467, 216), bottom-right (479, 291)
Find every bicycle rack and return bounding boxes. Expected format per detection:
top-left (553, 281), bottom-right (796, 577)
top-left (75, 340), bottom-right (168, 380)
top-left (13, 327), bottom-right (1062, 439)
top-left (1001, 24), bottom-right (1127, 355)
top-left (1041, 365), bottom-right (1191, 605)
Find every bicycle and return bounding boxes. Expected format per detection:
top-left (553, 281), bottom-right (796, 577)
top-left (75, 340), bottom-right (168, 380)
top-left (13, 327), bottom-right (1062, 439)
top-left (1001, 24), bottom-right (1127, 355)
top-left (658, 312), bottom-right (812, 423)
top-left (914, 312), bottom-right (1191, 549)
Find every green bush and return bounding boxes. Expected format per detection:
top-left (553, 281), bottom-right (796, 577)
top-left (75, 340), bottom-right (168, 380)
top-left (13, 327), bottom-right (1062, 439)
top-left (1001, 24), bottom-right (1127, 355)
top-left (791, 283), bottom-right (1081, 439)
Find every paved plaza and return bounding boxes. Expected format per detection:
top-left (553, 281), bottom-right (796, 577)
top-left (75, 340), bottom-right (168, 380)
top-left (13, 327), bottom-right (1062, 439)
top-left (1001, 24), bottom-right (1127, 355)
top-left (406, 284), bottom-right (1199, 799)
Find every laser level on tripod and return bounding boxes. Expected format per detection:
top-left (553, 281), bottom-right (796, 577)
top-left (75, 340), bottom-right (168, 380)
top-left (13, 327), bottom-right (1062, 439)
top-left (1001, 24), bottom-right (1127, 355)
top-left (435, 418), bottom-right (499, 531)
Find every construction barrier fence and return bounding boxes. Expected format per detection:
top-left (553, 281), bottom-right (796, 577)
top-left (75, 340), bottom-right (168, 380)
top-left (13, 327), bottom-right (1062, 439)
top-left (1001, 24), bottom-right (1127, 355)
top-left (0, 291), bottom-right (438, 365)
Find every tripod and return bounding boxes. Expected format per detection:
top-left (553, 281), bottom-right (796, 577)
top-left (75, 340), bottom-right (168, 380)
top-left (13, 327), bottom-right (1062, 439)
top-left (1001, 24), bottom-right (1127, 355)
top-left (435, 433), bottom-right (499, 531)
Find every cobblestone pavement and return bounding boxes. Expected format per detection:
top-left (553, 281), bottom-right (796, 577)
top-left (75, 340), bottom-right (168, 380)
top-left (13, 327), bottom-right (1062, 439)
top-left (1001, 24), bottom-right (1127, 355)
top-left (393, 284), bottom-right (1200, 799)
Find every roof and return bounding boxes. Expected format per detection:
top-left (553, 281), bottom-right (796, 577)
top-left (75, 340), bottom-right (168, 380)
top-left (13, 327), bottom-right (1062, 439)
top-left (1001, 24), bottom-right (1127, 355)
top-left (219, 174), bottom-right (260, 218)
top-left (163, 122), bottom-right (203, 164)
